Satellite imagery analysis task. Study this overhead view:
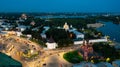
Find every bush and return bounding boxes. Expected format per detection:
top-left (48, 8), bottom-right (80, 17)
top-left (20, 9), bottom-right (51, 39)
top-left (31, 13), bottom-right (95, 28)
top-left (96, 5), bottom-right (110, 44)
top-left (63, 51), bottom-right (83, 63)
top-left (30, 38), bottom-right (46, 47)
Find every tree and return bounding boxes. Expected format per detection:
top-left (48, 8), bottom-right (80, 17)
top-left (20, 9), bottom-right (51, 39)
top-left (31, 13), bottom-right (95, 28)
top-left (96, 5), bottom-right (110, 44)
top-left (46, 28), bottom-right (73, 47)
top-left (46, 28), bottom-right (69, 41)
top-left (22, 28), bottom-right (32, 34)
top-left (92, 42), bottom-right (120, 61)
top-left (58, 38), bottom-right (73, 47)
top-left (31, 31), bottom-right (42, 40)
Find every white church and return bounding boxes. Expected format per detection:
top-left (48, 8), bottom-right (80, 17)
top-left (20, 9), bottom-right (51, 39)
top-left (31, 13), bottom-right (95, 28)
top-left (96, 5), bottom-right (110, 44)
top-left (63, 22), bottom-right (84, 39)
top-left (45, 22), bottom-right (84, 49)
top-left (46, 36), bottom-right (58, 49)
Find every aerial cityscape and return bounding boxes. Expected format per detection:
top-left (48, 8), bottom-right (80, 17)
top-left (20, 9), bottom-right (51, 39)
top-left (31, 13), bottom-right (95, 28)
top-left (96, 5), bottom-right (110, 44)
top-left (0, 0), bottom-right (120, 67)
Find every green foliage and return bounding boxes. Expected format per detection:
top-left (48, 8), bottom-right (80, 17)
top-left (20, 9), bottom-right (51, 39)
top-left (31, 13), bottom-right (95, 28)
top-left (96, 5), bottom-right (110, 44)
top-left (63, 51), bottom-right (84, 63)
top-left (20, 18), bottom-right (44, 26)
top-left (30, 38), bottom-right (46, 47)
top-left (44, 18), bottom-right (87, 28)
top-left (46, 28), bottom-right (73, 47)
top-left (92, 42), bottom-right (120, 61)
top-left (31, 31), bottom-right (41, 40)
top-left (58, 38), bottom-right (73, 47)
top-left (84, 28), bottom-right (103, 39)
top-left (46, 28), bottom-right (69, 40)
top-left (22, 28), bottom-right (32, 34)
top-left (98, 16), bottom-right (120, 24)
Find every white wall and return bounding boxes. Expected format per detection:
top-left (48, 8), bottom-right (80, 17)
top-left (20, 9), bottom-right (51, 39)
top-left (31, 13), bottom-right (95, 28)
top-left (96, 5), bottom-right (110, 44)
top-left (46, 43), bottom-right (57, 49)
top-left (16, 32), bottom-right (22, 37)
top-left (76, 34), bottom-right (84, 39)
top-left (74, 38), bottom-right (108, 45)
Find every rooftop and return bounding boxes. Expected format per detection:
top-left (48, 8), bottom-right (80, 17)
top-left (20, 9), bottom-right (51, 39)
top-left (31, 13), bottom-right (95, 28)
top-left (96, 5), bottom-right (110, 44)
top-left (73, 62), bottom-right (97, 67)
top-left (96, 62), bottom-right (113, 67)
top-left (112, 60), bottom-right (120, 66)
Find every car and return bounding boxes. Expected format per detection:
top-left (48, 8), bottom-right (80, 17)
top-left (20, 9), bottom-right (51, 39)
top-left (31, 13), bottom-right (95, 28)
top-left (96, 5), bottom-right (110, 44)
top-left (43, 63), bottom-right (46, 67)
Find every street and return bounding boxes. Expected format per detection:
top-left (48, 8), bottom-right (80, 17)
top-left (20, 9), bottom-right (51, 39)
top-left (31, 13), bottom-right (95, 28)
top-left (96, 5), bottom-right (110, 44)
top-left (0, 35), bottom-right (79, 67)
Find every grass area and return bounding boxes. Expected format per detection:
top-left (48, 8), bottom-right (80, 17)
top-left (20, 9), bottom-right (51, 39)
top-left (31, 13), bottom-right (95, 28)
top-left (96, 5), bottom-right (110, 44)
top-left (63, 51), bottom-right (84, 64)
top-left (22, 50), bottom-right (39, 59)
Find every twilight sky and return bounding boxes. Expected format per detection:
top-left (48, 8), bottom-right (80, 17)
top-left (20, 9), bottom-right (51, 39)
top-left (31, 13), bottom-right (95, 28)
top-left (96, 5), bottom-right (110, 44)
top-left (0, 0), bottom-right (120, 12)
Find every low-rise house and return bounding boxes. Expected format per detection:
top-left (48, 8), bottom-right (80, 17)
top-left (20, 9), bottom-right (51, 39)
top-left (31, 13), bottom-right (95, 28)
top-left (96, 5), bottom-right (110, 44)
top-left (0, 23), bottom-right (9, 31)
top-left (16, 25), bottom-right (30, 32)
top-left (0, 31), bottom-right (8, 37)
top-left (112, 60), bottom-right (120, 67)
top-left (27, 34), bottom-right (32, 39)
top-left (7, 31), bottom-right (16, 35)
top-left (0, 22), bottom-right (14, 31)
top-left (0, 19), bottom-right (4, 25)
top-left (41, 26), bottom-right (50, 39)
top-left (69, 29), bottom-right (84, 39)
top-left (16, 31), bottom-right (22, 37)
top-left (72, 30), bottom-right (84, 39)
top-left (41, 33), bottom-right (46, 38)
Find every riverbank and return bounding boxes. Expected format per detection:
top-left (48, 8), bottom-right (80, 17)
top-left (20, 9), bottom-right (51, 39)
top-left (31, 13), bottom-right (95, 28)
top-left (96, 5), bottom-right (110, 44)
top-left (97, 21), bottom-right (120, 43)
top-left (109, 40), bottom-right (120, 49)
top-left (87, 23), bottom-right (104, 28)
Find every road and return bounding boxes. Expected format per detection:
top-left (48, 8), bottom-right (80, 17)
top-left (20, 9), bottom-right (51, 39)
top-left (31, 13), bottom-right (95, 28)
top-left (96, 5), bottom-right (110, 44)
top-left (0, 35), bottom-right (80, 67)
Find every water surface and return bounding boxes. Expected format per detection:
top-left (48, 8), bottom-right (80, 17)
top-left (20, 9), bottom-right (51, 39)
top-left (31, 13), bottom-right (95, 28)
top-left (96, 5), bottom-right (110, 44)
top-left (97, 21), bottom-right (120, 43)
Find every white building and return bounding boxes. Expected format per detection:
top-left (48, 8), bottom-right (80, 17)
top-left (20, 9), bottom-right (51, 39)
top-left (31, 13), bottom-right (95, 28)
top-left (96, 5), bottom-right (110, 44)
top-left (41, 33), bottom-right (46, 38)
top-left (69, 28), bottom-right (84, 39)
top-left (46, 42), bottom-right (57, 49)
top-left (0, 31), bottom-right (9, 37)
top-left (0, 22), bottom-right (11, 31)
top-left (63, 22), bottom-right (69, 31)
top-left (112, 60), bottom-right (120, 67)
top-left (72, 30), bottom-right (84, 39)
top-left (27, 34), bottom-right (32, 39)
top-left (63, 23), bottom-right (84, 39)
top-left (46, 37), bottom-right (57, 49)
top-left (0, 19), bottom-right (4, 25)
top-left (41, 26), bottom-right (50, 39)
top-left (16, 25), bottom-right (27, 32)
top-left (74, 38), bottom-right (108, 45)
top-left (16, 31), bottom-right (22, 37)
top-left (21, 13), bottom-right (27, 20)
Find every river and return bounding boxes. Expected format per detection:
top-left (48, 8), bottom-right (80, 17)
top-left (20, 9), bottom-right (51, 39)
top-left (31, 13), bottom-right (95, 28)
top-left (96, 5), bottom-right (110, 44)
top-left (97, 21), bottom-right (120, 43)
top-left (35, 15), bottom-right (87, 19)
